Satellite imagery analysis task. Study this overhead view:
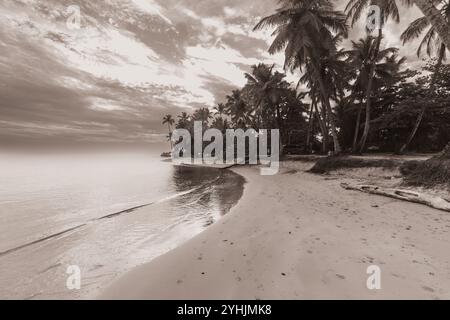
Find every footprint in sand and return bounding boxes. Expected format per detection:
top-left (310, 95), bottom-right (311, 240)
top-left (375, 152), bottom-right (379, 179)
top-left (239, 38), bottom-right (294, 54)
top-left (422, 286), bottom-right (435, 293)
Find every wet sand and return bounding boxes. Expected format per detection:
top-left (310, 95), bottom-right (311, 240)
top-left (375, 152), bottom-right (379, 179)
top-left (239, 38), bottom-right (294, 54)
top-left (100, 162), bottom-right (450, 299)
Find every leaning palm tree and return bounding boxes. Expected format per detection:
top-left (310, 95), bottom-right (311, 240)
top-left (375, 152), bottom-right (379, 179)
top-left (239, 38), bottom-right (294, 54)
top-left (413, 0), bottom-right (450, 49)
top-left (346, 0), bottom-right (413, 152)
top-left (162, 114), bottom-right (175, 150)
top-left (254, 0), bottom-right (348, 154)
top-left (300, 37), bottom-right (350, 153)
top-left (399, 0), bottom-right (449, 153)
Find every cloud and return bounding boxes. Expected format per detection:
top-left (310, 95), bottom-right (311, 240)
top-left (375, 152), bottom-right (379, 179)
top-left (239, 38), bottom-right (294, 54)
top-left (0, 0), bottom-right (433, 146)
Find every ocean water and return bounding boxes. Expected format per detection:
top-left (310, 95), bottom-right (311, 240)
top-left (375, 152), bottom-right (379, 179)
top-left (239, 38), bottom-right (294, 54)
top-left (0, 148), bottom-right (245, 299)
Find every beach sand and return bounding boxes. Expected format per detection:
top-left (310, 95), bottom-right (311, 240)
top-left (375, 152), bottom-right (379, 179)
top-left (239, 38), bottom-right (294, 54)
top-left (100, 161), bottom-right (450, 299)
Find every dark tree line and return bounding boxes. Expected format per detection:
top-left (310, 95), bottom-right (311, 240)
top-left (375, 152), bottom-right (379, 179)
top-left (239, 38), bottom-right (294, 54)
top-left (163, 0), bottom-right (450, 155)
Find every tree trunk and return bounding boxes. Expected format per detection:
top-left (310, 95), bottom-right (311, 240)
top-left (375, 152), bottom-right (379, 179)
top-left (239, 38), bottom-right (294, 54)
top-left (352, 95), bottom-right (364, 153)
top-left (315, 104), bottom-right (329, 153)
top-left (167, 124), bottom-right (173, 150)
top-left (399, 43), bottom-right (446, 154)
top-left (341, 183), bottom-right (450, 212)
top-left (306, 98), bottom-right (316, 153)
top-left (276, 103), bottom-right (284, 154)
top-left (305, 49), bottom-right (341, 155)
top-left (358, 28), bottom-right (383, 153)
top-left (413, 0), bottom-right (450, 50)
top-left (315, 75), bottom-right (342, 155)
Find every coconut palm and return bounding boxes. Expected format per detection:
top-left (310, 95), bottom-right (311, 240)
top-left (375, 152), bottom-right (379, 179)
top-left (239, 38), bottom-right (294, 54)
top-left (345, 35), bottom-right (406, 152)
top-left (345, 0), bottom-right (413, 152)
top-left (254, 0), bottom-right (348, 154)
top-left (193, 108), bottom-right (213, 128)
top-left (413, 0), bottom-right (450, 49)
top-left (211, 117), bottom-right (230, 132)
top-left (244, 63), bottom-right (291, 131)
top-left (213, 103), bottom-right (227, 117)
top-left (300, 44), bottom-right (350, 153)
top-left (176, 112), bottom-right (191, 130)
top-left (399, 0), bottom-right (449, 153)
top-left (225, 90), bottom-right (251, 128)
top-left (162, 114), bottom-right (175, 150)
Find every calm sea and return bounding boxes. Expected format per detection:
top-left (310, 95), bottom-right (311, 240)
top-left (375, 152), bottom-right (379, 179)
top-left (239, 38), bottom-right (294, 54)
top-left (0, 148), bottom-right (245, 299)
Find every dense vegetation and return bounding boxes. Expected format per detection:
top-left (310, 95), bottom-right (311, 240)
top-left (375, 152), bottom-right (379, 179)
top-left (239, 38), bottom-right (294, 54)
top-left (164, 0), bottom-right (450, 156)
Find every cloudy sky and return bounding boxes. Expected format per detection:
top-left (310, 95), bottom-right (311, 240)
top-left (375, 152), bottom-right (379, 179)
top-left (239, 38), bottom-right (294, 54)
top-left (0, 0), bottom-right (425, 146)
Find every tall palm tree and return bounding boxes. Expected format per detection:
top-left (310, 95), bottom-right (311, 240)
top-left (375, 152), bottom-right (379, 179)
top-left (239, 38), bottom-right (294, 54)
top-left (399, 0), bottom-right (449, 153)
top-left (299, 37), bottom-right (349, 153)
top-left (345, 36), bottom-right (406, 152)
top-left (254, 0), bottom-right (348, 154)
top-left (162, 114), bottom-right (175, 150)
top-left (413, 0), bottom-right (450, 49)
top-left (345, 0), bottom-right (412, 152)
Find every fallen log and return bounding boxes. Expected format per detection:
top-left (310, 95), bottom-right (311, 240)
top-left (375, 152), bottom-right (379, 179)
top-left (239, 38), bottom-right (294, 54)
top-left (340, 183), bottom-right (450, 212)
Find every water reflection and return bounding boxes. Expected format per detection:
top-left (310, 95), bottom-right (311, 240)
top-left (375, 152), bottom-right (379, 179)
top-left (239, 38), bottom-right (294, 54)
top-left (171, 166), bottom-right (245, 220)
top-left (0, 162), bottom-right (245, 300)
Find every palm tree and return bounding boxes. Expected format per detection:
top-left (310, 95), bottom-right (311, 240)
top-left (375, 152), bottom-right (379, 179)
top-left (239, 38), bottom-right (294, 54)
top-left (254, 0), bottom-right (348, 154)
top-left (193, 107), bottom-right (213, 128)
top-left (213, 103), bottom-right (227, 117)
top-left (345, 36), bottom-right (406, 152)
top-left (346, 0), bottom-right (412, 152)
top-left (399, 1), bottom-right (449, 153)
top-left (225, 90), bottom-right (251, 128)
top-left (162, 114), bottom-right (175, 150)
top-left (211, 117), bottom-right (229, 132)
top-left (176, 112), bottom-right (191, 129)
top-left (298, 41), bottom-right (349, 152)
top-left (413, 0), bottom-right (450, 49)
top-left (244, 63), bottom-right (291, 132)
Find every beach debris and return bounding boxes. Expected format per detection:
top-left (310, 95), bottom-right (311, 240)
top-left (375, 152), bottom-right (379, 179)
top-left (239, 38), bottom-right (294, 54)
top-left (340, 183), bottom-right (450, 212)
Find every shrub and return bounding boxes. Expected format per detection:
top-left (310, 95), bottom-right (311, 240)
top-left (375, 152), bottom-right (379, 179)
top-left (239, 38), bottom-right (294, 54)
top-left (401, 143), bottom-right (450, 188)
top-left (309, 156), bottom-right (399, 174)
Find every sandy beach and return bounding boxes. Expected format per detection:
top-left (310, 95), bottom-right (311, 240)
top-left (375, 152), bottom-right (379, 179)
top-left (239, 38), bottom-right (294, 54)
top-left (100, 161), bottom-right (450, 300)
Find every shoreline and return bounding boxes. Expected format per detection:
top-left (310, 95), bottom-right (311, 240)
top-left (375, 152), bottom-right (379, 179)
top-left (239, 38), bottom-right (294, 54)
top-left (100, 161), bottom-right (450, 299)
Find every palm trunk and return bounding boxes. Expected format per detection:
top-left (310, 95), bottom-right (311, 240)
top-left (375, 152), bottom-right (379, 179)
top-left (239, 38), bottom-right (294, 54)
top-left (306, 99), bottom-right (315, 153)
top-left (413, 0), bottom-right (450, 49)
top-left (315, 103), bottom-right (329, 153)
top-left (276, 103), bottom-right (284, 155)
top-left (305, 50), bottom-right (341, 154)
top-left (399, 43), bottom-right (446, 154)
top-left (352, 94), bottom-right (364, 153)
top-left (320, 91), bottom-right (341, 155)
top-left (314, 72), bottom-right (341, 155)
top-left (358, 28), bottom-right (383, 153)
top-left (167, 123), bottom-right (173, 150)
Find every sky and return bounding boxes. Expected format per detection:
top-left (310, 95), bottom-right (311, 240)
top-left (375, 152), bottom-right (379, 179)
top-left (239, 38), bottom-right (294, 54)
top-left (0, 0), bottom-right (428, 146)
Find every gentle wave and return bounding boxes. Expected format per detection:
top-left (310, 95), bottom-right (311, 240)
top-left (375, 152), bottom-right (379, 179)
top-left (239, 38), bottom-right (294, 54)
top-left (0, 184), bottom-right (209, 257)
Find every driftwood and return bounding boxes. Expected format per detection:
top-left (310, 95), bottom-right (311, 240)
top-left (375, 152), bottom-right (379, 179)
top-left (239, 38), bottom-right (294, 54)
top-left (340, 183), bottom-right (450, 212)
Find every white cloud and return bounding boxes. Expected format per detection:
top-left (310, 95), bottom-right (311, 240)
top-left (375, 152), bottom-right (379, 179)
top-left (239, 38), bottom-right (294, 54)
top-left (130, 0), bottom-right (173, 25)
